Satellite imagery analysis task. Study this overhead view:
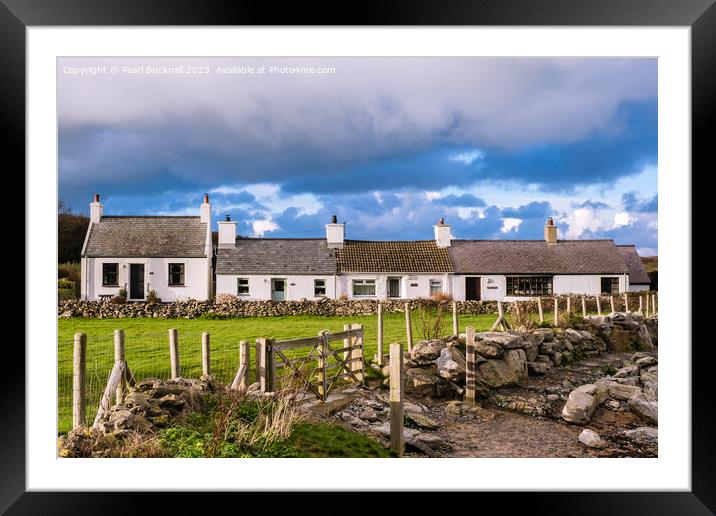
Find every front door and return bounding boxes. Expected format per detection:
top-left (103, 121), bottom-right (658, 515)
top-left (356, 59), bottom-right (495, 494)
top-left (129, 264), bottom-right (145, 300)
top-left (465, 277), bottom-right (481, 301)
top-left (388, 277), bottom-right (401, 298)
top-left (271, 279), bottom-right (286, 301)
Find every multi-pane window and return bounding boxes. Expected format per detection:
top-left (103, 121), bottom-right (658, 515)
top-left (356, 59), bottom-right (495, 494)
top-left (352, 279), bottom-right (376, 296)
top-left (314, 279), bottom-right (326, 297)
top-left (601, 277), bottom-right (620, 294)
top-left (429, 280), bottom-right (443, 296)
top-left (102, 263), bottom-right (119, 286)
top-left (168, 263), bottom-right (185, 286)
top-left (506, 276), bottom-right (553, 296)
top-left (237, 278), bottom-right (250, 296)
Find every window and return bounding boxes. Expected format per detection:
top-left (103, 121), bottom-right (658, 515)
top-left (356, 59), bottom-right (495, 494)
top-left (506, 276), bottom-right (553, 296)
top-left (352, 279), bottom-right (376, 296)
top-left (314, 279), bottom-right (326, 297)
top-left (168, 263), bottom-right (185, 286)
top-left (102, 263), bottom-right (119, 286)
top-left (429, 280), bottom-right (443, 296)
top-left (601, 277), bottom-right (620, 294)
top-left (237, 278), bottom-right (249, 296)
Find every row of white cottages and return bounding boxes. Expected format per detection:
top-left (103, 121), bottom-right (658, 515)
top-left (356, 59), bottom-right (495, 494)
top-left (79, 195), bottom-right (652, 302)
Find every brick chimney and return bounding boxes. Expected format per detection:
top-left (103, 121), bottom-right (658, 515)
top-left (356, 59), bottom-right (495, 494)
top-left (326, 215), bottom-right (345, 248)
top-left (200, 193), bottom-right (211, 224)
top-left (434, 217), bottom-right (452, 247)
top-left (544, 217), bottom-right (558, 244)
top-left (89, 194), bottom-right (103, 223)
top-left (218, 214), bottom-right (237, 247)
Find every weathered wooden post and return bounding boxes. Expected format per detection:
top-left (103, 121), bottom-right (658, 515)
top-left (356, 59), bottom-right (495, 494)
top-left (537, 297), bottom-right (544, 323)
top-left (610, 294), bottom-right (616, 313)
top-left (317, 332), bottom-right (328, 401)
top-left (596, 295), bottom-right (602, 316)
top-left (652, 293), bottom-right (657, 315)
top-left (554, 297), bottom-right (560, 326)
top-left (452, 301), bottom-right (459, 336)
top-left (201, 332), bottom-right (211, 377)
top-left (581, 296), bottom-right (587, 317)
top-left (465, 325), bottom-right (476, 406)
top-left (267, 338), bottom-right (276, 392)
top-left (377, 302), bottom-right (384, 366)
top-left (566, 296), bottom-right (572, 314)
top-left (349, 323), bottom-right (364, 383)
top-left (168, 328), bottom-right (180, 379)
top-left (72, 332), bottom-right (87, 429)
top-left (256, 337), bottom-right (268, 392)
top-left (389, 342), bottom-right (404, 456)
top-left (404, 302), bottom-right (413, 353)
top-left (645, 294), bottom-right (650, 317)
top-left (230, 340), bottom-right (250, 390)
top-left (638, 295), bottom-right (644, 315)
top-left (114, 329), bottom-right (126, 404)
top-left (624, 293), bottom-right (629, 312)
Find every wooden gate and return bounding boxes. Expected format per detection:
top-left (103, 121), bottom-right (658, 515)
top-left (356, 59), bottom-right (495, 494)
top-left (258, 324), bottom-right (364, 401)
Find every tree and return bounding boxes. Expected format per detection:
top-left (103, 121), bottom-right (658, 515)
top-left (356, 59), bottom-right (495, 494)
top-left (58, 199), bottom-right (89, 263)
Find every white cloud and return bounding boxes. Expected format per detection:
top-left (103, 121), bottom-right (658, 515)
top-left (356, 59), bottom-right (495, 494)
top-left (613, 211), bottom-right (635, 227)
top-left (449, 149), bottom-right (484, 165)
top-left (637, 247), bottom-right (657, 256)
top-left (425, 191), bottom-right (442, 201)
top-left (500, 217), bottom-right (522, 233)
top-left (251, 218), bottom-right (279, 237)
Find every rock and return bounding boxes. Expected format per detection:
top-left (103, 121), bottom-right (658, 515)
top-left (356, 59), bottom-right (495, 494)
top-left (158, 394), bottom-right (186, 411)
top-left (414, 432), bottom-right (449, 450)
top-left (406, 412), bottom-right (440, 430)
top-left (624, 426), bottom-right (658, 443)
top-left (532, 328), bottom-right (555, 341)
top-left (547, 394), bottom-right (560, 401)
top-left (552, 351), bottom-right (562, 367)
top-left (373, 422), bottom-right (418, 441)
top-left (445, 401), bottom-right (463, 417)
top-left (578, 382), bottom-right (609, 405)
top-left (562, 390), bottom-right (598, 424)
top-left (476, 332), bottom-right (527, 349)
top-left (410, 339), bottom-right (448, 365)
top-left (503, 349), bottom-right (528, 380)
top-left (475, 340), bottom-right (503, 359)
top-left (404, 402), bottom-right (426, 415)
top-left (613, 365), bottom-right (640, 378)
top-left (149, 414), bottom-right (169, 426)
top-left (340, 412), bottom-right (368, 428)
top-left (578, 429), bottom-right (606, 448)
top-left (641, 369), bottom-right (658, 399)
top-left (607, 383), bottom-right (643, 401)
top-left (436, 346), bottom-right (467, 381)
top-left (613, 377), bottom-right (639, 386)
top-left (527, 361), bottom-right (551, 375)
top-left (475, 350), bottom-right (527, 388)
top-left (628, 393), bottom-right (658, 423)
top-left (606, 400), bottom-right (621, 410)
top-left (635, 356), bottom-right (658, 368)
top-left (564, 328), bottom-right (584, 344)
top-left (524, 343), bottom-right (539, 362)
top-left (358, 408), bottom-right (379, 422)
top-left (637, 325), bottom-right (655, 350)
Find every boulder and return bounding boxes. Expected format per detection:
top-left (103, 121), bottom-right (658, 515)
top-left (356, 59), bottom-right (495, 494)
top-left (552, 351), bottom-right (562, 367)
top-left (475, 341), bottom-right (504, 359)
top-left (578, 428), bottom-right (606, 448)
top-left (437, 345), bottom-right (467, 382)
top-left (406, 412), bottom-right (440, 430)
top-left (527, 361), bottom-right (551, 375)
top-left (624, 426), bottom-right (658, 443)
top-left (637, 325), bottom-right (655, 350)
top-left (628, 393), bottom-right (658, 424)
top-left (578, 382), bottom-right (610, 405)
top-left (635, 356), bottom-right (658, 368)
top-left (613, 365), bottom-right (640, 378)
top-left (641, 369), bottom-right (658, 399)
top-left (476, 332), bottom-right (527, 349)
top-left (562, 390), bottom-right (598, 424)
top-left (503, 349), bottom-right (528, 381)
top-left (475, 359), bottom-right (521, 388)
top-left (607, 383), bottom-right (642, 401)
top-left (524, 342), bottom-right (539, 362)
top-left (564, 329), bottom-right (584, 345)
top-left (532, 328), bottom-right (555, 342)
top-left (410, 339), bottom-right (448, 365)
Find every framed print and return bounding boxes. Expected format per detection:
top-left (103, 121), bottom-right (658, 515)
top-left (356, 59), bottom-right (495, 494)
top-left (4, 0), bottom-right (713, 512)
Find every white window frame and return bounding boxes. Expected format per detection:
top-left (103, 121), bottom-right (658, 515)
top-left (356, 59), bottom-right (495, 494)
top-left (237, 278), bottom-right (250, 296)
top-left (429, 279), bottom-right (443, 296)
top-left (352, 279), bottom-right (376, 297)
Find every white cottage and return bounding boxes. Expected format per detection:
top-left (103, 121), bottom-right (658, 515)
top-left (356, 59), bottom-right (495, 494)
top-left (80, 194), bottom-right (213, 301)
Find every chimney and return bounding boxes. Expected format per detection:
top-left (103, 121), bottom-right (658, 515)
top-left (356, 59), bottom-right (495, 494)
top-left (544, 217), bottom-right (558, 244)
top-left (200, 193), bottom-right (211, 224)
top-left (434, 217), bottom-right (452, 247)
top-left (326, 214), bottom-right (345, 248)
top-left (217, 214), bottom-right (237, 247)
top-left (90, 194), bottom-right (103, 223)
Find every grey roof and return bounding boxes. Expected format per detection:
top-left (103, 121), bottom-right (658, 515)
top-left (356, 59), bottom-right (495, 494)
top-left (83, 216), bottom-right (209, 257)
top-left (617, 245), bottom-right (651, 284)
top-left (335, 240), bottom-right (453, 273)
top-left (449, 239), bottom-right (629, 275)
top-left (216, 238), bottom-right (337, 275)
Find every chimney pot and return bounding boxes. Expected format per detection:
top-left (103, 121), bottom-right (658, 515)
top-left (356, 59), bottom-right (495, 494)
top-left (94, 194), bottom-right (100, 203)
top-left (544, 217), bottom-right (558, 243)
top-left (225, 214), bottom-right (231, 221)
top-left (203, 193), bottom-right (209, 203)
top-left (331, 215), bottom-right (337, 224)
top-left (439, 217), bottom-right (445, 225)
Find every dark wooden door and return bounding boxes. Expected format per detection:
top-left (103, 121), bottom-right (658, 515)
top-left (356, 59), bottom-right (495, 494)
top-left (130, 264), bottom-right (145, 300)
top-left (466, 277), bottom-right (480, 300)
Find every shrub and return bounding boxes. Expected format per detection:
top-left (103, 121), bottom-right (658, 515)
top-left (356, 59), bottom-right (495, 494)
top-left (146, 289), bottom-right (160, 304)
top-left (430, 292), bottom-right (453, 302)
top-left (118, 288), bottom-right (127, 298)
top-left (58, 278), bottom-right (75, 290)
top-left (601, 364), bottom-right (618, 376)
top-left (416, 304), bottom-right (448, 340)
top-left (58, 288), bottom-right (77, 301)
top-left (109, 295), bottom-right (126, 304)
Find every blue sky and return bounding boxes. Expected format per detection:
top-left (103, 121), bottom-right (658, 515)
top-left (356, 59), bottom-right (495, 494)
top-left (58, 57), bottom-right (658, 255)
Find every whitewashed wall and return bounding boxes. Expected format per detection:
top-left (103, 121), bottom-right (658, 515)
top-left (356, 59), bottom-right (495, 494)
top-left (215, 274), bottom-right (337, 301)
top-left (82, 257), bottom-right (211, 301)
top-left (628, 284), bottom-right (651, 292)
top-left (337, 273), bottom-right (452, 300)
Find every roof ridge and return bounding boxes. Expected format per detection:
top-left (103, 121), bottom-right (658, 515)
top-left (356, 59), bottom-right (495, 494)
top-left (101, 215), bottom-right (201, 219)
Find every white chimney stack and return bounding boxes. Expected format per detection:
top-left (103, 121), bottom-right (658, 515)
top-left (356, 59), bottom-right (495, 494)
top-left (544, 217), bottom-right (558, 244)
top-left (218, 214), bottom-right (238, 247)
top-left (200, 193), bottom-right (211, 224)
top-left (326, 215), bottom-right (345, 248)
top-left (434, 218), bottom-right (452, 247)
top-left (89, 194), bottom-right (103, 223)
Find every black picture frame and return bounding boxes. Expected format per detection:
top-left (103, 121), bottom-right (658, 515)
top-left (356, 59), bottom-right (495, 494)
top-left (3, 0), bottom-right (711, 512)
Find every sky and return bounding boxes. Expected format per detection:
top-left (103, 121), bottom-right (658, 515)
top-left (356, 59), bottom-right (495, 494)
top-left (57, 57), bottom-right (658, 255)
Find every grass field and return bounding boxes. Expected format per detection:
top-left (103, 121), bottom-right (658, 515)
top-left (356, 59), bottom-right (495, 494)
top-left (58, 311), bottom-right (546, 434)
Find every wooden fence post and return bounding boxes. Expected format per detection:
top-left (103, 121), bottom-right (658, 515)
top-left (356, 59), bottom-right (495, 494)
top-left (267, 338), bottom-right (276, 392)
top-left (596, 295), bottom-right (602, 316)
top-left (610, 294), bottom-right (616, 313)
top-left (537, 297), bottom-right (544, 324)
top-left (581, 296), bottom-right (587, 317)
top-left (168, 328), bottom-right (180, 379)
top-left (465, 326), bottom-right (476, 406)
top-left (624, 293), bottom-right (629, 312)
top-left (389, 342), bottom-right (404, 456)
top-left (201, 332), bottom-right (211, 377)
top-left (114, 329), bottom-right (126, 404)
top-left (652, 293), bottom-right (657, 315)
top-left (638, 295), bottom-right (644, 315)
top-left (351, 323), bottom-right (364, 383)
top-left (317, 332), bottom-right (328, 401)
top-left (566, 296), bottom-right (571, 314)
top-left (645, 295), bottom-right (650, 317)
top-left (404, 302), bottom-right (413, 353)
top-left (452, 301), bottom-right (459, 336)
top-left (377, 302), bottom-right (384, 366)
top-left (72, 332), bottom-right (87, 429)
top-left (554, 297), bottom-right (560, 326)
top-left (240, 340), bottom-right (250, 387)
top-left (256, 337), bottom-right (268, 392)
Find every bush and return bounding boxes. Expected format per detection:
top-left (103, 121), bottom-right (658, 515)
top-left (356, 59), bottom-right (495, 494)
top-left (58, 278), bottom-right (75, 290)
top-left (109, 295), bottom-right (126, 304)
top-left (430, 292), bottom-right (453, 302)
top-left (602, 364), bottom-right (618, 376)
top-left (146, 289), bottom-right (161, 304)
top-left (58, 288), bottom-right (77, 301)
top-left (118, 288), bottom-right (127, 298)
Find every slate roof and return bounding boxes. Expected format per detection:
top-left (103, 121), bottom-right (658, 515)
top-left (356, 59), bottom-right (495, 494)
top-left (335, 240), bottom-right (453, 273)
top-left (449, 239), bottom-right (629, 275)
top-left (216, 238), bottom-right (337, 275)
top-left (83, 216), bottom-right (209, 257)
top-left (617, 245), bottom-right (652, 284)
